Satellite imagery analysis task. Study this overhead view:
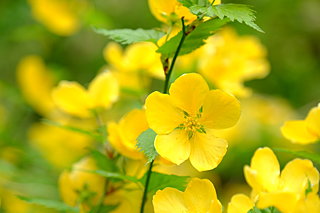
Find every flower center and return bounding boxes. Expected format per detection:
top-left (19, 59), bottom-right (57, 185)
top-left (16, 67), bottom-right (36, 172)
top-left (177, 110), bottom-right (206, 139)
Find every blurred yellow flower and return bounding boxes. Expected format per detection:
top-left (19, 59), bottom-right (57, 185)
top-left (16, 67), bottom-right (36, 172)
top-left (227, 194), bottom-right (254, 213)
top-left (103, 42), bottom-right (164, 91)
top-left (244, 147), bottom-right (319, 212)
top-left (107, 109), bottom-right (148, 160)
top-left (29, 123), bottom-right (93, 169)
top-left (28, 0), bottom-right (80, 36)
top-left (198, 28), bottom-right (269, 97)
top-left (153, 178), bottom-right (222, 212)
top-left (59, 157), bottom-right (105, 212)
top-left (52, 71), bottom-right (119, 118)
top-left (145, 73), bottom-right (240, 171)
top-left (281, 103), bottom-right (320, 144)
top-left (148, 0), bottom-right (221, 24)
top-left (16, 55), bottom-right (56, 116)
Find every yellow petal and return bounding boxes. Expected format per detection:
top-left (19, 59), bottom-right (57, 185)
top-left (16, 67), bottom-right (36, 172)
top-left (148, 0), bottom-right (177, 23)
top-left (184, 178), bottom-right (221, 212)
top-left (103, 42), bottom-right (123, 69)
top-left (145, 91), bottom-right (184, 134)
top-left (280, 159), bottom-right (319, 195)
top-left (189, 131), bottom-right (228, 171)
top-left (119, 109), bottom-right (149, 151)
top-left (281, 120), bottom-right (318, 144)
top-left (88, 72), bottom-right (119, 109)
top-left (107, 122), bottom-right (144, 160)
top-left (169, 73), bottom-right (209, 116)
top-left (153, 188), bottom-right (188, 213)
top-left (52, 81), bottom-right (92, 117)
top-left (306, 105), bottom-right (320, 137)
top-left (227, 194), bottom-right (254, 213)
top-left (294, 193), bottom-right (320, 213)
top-left (257, 192), bottom-right (299, 213)
top-left (154, 130), bottom-right (190, 165)
top-left (200, 90), bottom-right (241, 129)
top-left (244, 147), bottom-right (280, 192)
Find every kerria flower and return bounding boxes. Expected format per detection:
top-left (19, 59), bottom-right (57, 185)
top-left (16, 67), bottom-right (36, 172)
top-left (145, 73), bottom-right (240, 171)
top-left (52, 71), bottom-right (119, 118)
top-left (148, 0), bottom-right (221, 24)
top-left (153, 178), bottom-right (222, 213)
top-left (281, 103), bottom-right (320, 144)
top-left (240, 147), bottom-right (319, 213)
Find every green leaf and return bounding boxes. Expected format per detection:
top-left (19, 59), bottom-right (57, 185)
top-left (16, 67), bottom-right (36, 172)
top-left (93, 28), bottom-right (165, 45)
top-left (89, 170), bottom-right (139, 183)
top-left (90, 150), bottom-right (119, 172)
top-left (139, 172), bottom-right (189, 194)
top-left (274, 148), bottom-right (320, 165)
top-left (178, 0), bottom-right (211, 7)
top-left (18, 196), bottom-right (79, 212)
top-left (136, 129), bottom-right (158, 163)
top-left (89, 204), bottom-right (118, 213)
top-left (42, 119), bottom-right (103, 141)
top-left (157, 18), bottom-right (229, 57)
top-left (211, 4), bottom-right (264, 32)
top-left (248, 206), bottom-right (282, 213)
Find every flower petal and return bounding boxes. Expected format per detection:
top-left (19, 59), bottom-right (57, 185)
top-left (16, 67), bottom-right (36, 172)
top-left (189, 131), bottom-right (228, 171)
top-left (119, 109), bottom-right (149, 151)
top-left (257, 192), bottom-right (299, 213)
top-left (280, 159), bottom-right (319, 195)
top-left (52, 81), bottom-right (92, 117)
top-left (145, 91), bottom-right (184, 134)
top-left (153, 188), bottom-right (188, 213)
top-left (88, 72), bottom-right (119, 109)
top-left (107, 122), bottom-right (144, 160)
top-left (281, 120), bottom-right (318, 144)
top-left (227, 194), bottom-right (254, 213)
top-left (306, 105), bottom-right (320, 137)
top-left (154, 130), bottom-right (190, 165)
top-left (148, 0), bottom-right (177, 23)
top-left (169, 73), bottom-right (209, 116)
top-left (200, 90), bottom-right (240, 129)
top-left (244, 147), bottom-right (280, 192)
top-left (184, 178), bottom-right (221, 212)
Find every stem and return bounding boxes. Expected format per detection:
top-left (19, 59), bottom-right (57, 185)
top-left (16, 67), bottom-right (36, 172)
top-left (139, 17), bottom-right (188, 213)
top-left (163, 17), bottom-right (187, 94)
top-left (139, 160), bottom-right (154, 213)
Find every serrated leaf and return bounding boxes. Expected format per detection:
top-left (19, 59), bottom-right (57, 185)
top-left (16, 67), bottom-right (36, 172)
top-left (94, 28), bottom-right (165, 45)
top-left (274, 148), bottom-right (320, 165)
top-left (157, 18), bottom-right (229, 57)
top-left (139, 172), bottom-right (189, 194)
top-left (137, 129), bottom-right (158, 163)
top-left (90, 150), bottom-right (119, 172)
top-left (211, 4), bottom-right (264, 32)
top-left (18, 196), bottom-right (79, 212)
top-left (89, 170), bottom-right (139, 183)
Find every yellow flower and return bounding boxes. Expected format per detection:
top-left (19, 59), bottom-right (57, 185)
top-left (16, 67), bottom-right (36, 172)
top-left (16, 55), bottom-right (56, 116)
top-left (107, 109), bottom-right (148, 160)
top-left (294, 193), bottom-right (320, 213)
top-left (103, 42), bottom-right (164, 91)
top-left (29, 122), bottom-right (93, 169)
top-left (28, 0), bottom-right (80, 36)
top-left (281, 103), bottom-right (320, 144)
top-left (153, 178), bottom-right (222, 212)
top-left (227, 194), bottom-right (254, 213)
top-left (148, 0), bottom-right (221, 24)
top-left (59, 157), bottom-right (105, 211)
top-left (198, 28), bottom-right (269, 97)
top-left (145, 73), bottom-right (240, 171)
top-left (52, 71), bottom-right (119, 118)
top-left (244, 147), bottom-right (319, 212)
